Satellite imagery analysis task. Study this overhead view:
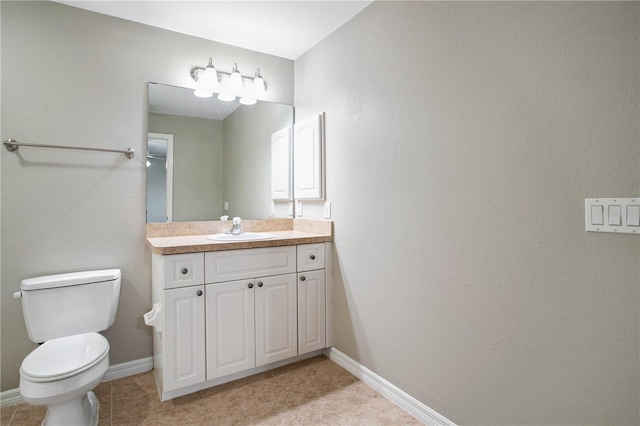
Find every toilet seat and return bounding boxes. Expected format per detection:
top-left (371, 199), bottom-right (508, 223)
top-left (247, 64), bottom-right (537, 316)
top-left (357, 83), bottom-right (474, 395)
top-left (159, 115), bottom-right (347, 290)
top-left (20, 333), bottom-right (109, 383)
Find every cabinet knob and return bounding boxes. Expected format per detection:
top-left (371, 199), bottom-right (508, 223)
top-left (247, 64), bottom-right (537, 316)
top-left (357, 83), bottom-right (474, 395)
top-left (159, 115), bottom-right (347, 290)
top-left (257, 282), bottom-right (263, 287)
top-left (310, 254), bottom-right (316, 260)
top-left (300, 276), bottom-right (306, 281)
top-left (196, 290), bottom-right (203, 296)
top-left (248, 283), bottom-right (254, 289)
top-left (181, 268), bottom-right (188, 275)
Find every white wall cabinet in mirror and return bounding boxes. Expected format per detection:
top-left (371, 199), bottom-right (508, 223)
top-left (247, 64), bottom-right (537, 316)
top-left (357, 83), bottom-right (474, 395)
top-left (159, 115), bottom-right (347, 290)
top-left (271, 126), bottom-right (292, 200)
top-left (293, 113), bottom-right (325, 200)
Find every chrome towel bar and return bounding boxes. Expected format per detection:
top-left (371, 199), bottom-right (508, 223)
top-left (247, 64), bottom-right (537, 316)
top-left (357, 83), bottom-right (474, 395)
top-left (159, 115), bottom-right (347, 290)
top-left (3, 139), bottom-right (134, 159)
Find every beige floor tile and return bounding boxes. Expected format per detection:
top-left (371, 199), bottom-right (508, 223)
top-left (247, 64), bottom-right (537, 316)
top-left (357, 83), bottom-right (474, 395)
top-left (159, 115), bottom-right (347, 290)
top-left (94, 380), bottom-right (112, 422)
top-left (7, 403), bottom-right (46, 426)
top-left (237, 379), bottom-right (306, 424)
top-left (332, 389), bottom-right (417, 425)
top-left (0, 404), bottom-right (17, 425)
top-left (271, 356), bottom-right (359, 404)
top-left (111, 372), bottom-right (165, 424)
top-left (200, 371), bottom-right (301, 425)
top-left (256, 407), bottom-right (342, 425)
top-left (112, 390), bottom-right (211, 425)
top-left (118, 397), bottom-right (211, 425)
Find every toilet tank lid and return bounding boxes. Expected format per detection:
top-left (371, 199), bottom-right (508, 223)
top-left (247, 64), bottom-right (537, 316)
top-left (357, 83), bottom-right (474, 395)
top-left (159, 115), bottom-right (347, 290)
top-left (21, 269), bottom-right (121, 291)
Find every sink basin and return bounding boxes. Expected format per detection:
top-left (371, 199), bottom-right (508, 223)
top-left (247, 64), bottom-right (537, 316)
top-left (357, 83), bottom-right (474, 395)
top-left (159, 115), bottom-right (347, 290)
top-left (206, 232), bottom-right (277, 242)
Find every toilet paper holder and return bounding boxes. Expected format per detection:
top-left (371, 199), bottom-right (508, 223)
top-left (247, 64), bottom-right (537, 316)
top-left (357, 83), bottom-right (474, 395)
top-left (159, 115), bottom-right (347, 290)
top-left (143, 303), bottom-right (162, 333)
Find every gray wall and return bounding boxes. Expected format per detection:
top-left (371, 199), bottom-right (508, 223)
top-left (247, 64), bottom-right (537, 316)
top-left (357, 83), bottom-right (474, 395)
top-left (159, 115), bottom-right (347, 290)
top-left (223, 102), bottom-right (293, 219)
top-left (148, 113), bottom-right (224, 222)
top-left (295, 2), bottom-right (639, 425)
top-left (0, 1), bottom-right (293, 391)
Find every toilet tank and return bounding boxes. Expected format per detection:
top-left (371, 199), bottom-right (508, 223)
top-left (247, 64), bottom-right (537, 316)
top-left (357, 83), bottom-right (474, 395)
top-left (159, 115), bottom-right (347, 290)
top-left (20, 269), bottom-right (121, 343)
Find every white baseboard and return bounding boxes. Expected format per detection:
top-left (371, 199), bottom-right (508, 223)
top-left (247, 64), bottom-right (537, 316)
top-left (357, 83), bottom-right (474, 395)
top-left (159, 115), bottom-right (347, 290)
top-left (0, 389), bottom-right (23, 408)
top-left (323, 347), bottom-right (456, 426)
top-left (0, 356), bottom-right (153, 408)
top-left (102, 356), bottom-right (153, 382)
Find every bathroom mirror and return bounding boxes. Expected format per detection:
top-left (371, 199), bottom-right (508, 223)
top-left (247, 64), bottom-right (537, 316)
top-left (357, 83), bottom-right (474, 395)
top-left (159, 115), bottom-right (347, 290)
top-left (146, 82), bottom-right (294, 223)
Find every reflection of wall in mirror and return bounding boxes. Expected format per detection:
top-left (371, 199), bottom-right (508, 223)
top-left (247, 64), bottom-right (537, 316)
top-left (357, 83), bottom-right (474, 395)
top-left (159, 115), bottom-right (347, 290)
top-left (149, 114), bottom-right (224, 221)
top-left (223, 102), bottom-right (294, 219)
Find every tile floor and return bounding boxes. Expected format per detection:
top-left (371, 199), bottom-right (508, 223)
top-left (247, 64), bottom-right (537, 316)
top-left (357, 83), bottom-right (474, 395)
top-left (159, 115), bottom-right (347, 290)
top-left (1, 356), bottom-right (420, 425)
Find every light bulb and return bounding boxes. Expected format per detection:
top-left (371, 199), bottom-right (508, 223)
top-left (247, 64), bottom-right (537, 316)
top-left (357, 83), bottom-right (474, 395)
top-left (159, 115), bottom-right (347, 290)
top-left (218, 92), bottom-right (236, 102)
top-left (228, 63), bottom-right (243, 94)
top-left (252, 69), bottom-right (266, 98)
top-left (194, 59), bottom-right (219, 97)
top-left (194, 88), bottom-right (213, 98)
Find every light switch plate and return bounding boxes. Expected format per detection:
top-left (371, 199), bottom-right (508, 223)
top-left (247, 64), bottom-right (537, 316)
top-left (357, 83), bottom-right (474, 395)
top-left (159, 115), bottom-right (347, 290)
top-left (324, 201), bottom-right (331, 219)
top-left (585, 198), bottom-right (640, 234)
top-left (296, 200), bottom-right (303, 216)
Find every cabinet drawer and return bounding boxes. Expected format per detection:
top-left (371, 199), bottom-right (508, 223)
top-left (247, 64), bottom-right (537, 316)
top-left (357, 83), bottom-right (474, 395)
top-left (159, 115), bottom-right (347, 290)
top-left (205, 246), bottom-right (296, 283)
top-left (162, 253), bottom-right (205, 289)
top-left (297, 243), bottom-right (325, 272)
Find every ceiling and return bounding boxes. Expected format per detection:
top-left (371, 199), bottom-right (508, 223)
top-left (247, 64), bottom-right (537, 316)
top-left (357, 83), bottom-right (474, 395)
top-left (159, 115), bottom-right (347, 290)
top-left (53, 1), bottom-right (373, 60)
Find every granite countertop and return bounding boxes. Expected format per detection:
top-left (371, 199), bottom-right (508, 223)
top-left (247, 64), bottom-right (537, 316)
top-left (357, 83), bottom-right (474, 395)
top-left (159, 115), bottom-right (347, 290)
top-left (146, 219), bottom-right (333, 255)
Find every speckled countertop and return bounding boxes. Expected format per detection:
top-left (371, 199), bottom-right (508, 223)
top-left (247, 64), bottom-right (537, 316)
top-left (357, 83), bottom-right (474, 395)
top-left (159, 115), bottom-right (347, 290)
top-left (146, 218), bottom-right (333, 255)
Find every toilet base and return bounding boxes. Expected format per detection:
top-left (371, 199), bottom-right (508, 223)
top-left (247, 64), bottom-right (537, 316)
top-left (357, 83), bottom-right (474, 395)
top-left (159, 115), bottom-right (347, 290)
top-left (42, 391), bottom-right (99, 426)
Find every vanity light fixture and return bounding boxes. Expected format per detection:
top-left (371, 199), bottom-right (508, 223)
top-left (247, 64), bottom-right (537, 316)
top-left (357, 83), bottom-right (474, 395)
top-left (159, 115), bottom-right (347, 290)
top-left (191, 59), bottom-right (267, 104)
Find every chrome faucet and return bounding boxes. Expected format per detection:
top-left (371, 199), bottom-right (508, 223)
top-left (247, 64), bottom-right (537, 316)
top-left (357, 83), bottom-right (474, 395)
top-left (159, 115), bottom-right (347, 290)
top-left (226, 217), bottom-right (243, 235)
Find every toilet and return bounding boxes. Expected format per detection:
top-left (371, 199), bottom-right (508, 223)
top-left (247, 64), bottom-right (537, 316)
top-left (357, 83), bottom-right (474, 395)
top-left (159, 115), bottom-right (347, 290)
top-left (15, 269), bottom-right (121, 426)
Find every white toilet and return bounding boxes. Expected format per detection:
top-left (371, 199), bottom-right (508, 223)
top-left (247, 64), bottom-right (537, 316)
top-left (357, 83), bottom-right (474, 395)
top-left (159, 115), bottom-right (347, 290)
top-left (15, 269), bottom-right (121, 426)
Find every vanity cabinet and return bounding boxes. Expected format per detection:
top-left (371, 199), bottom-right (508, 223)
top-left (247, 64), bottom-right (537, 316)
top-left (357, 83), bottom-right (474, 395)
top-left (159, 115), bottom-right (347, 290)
top-left (150, 242), bottom-right (330, 400)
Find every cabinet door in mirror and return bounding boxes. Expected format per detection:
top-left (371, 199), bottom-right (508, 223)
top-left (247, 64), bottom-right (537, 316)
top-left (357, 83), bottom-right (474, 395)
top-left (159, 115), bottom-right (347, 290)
top-left (271, 126), bottom-right (292, 201)
top-left (293, 113), bottom-right (325, 200)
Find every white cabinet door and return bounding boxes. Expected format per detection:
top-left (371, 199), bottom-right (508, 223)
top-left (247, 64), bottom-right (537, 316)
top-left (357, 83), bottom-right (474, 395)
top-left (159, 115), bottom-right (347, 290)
top-left (271, 126), bottom-right (292, 200)
top-left (293, 113), bottom-right (324, 200)
top-left (297, 270), bottom-right (326, 355)
top-left (255, 273), bottom-right (298, 366)
top-left (206, 280), bottom-right (256, 380)
top-left (163, 286), bottom-right (206, 392)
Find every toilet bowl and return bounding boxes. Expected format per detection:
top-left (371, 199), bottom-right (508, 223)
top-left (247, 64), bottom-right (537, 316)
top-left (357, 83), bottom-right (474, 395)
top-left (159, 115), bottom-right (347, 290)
top-left (19, 333), bottom-right (110, 426)
top-left (15, 269), bottom-right (121, 426)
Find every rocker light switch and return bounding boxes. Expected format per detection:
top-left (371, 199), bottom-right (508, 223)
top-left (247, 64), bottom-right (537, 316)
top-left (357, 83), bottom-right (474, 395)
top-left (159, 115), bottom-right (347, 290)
top-left (608, 205), bottom-right (622, 226)
top-left (627, 205), bottom-right (640, 226)
top-left (591, 205), bottom-right (604, 225)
